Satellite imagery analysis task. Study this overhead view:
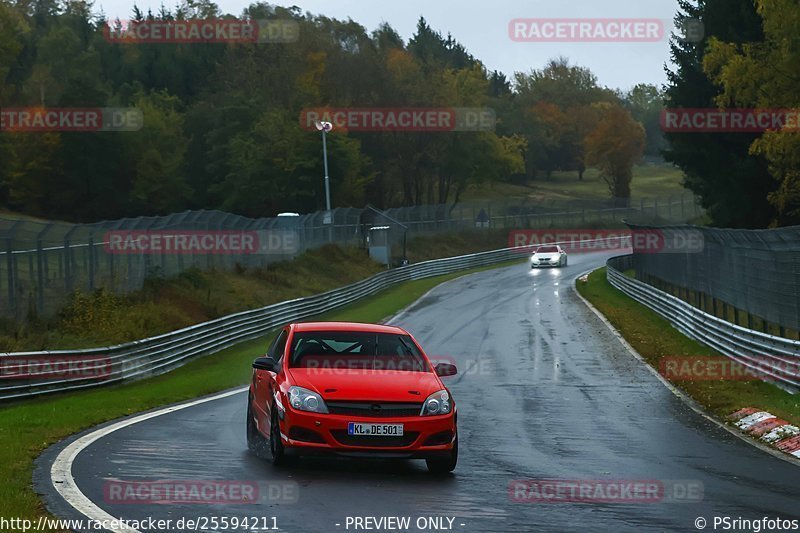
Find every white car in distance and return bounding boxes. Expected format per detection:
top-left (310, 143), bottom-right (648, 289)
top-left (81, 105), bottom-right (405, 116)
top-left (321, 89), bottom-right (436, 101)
top-left (530, 245), bottom-right (567, 268)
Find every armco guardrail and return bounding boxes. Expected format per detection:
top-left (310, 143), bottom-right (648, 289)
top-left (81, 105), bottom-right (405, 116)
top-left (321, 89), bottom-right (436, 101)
top-left (0, 247), bottom-right (526, 401)
top-left (607, 255), bottom-right (800, 390)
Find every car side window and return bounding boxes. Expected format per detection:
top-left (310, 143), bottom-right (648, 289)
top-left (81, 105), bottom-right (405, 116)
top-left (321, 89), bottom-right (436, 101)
top-left (267, 329), bottom-right (288, 359)
top-left (271, 330), bottom-right (289, 363)
top-left (266, 333), bottom-right (279, 358)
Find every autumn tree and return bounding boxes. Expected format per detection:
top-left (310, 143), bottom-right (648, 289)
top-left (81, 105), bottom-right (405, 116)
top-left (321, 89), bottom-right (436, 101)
top-left (513, 58), bottom-right (617, 179)
top-left (584, 104), bottom-right (645, 202)
top-left (623, 84), bottom-right (665, 157)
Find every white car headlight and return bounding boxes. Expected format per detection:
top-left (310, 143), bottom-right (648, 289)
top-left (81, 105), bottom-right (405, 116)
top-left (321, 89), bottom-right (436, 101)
top-left (420, 390), bottom-right (452, 416)
top-left (288, 386), bottom-right (329, 413)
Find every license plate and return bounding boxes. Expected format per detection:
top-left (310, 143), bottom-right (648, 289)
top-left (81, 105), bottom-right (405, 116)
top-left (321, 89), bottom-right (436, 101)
top-left (347, 422), bottom-right (404, 436)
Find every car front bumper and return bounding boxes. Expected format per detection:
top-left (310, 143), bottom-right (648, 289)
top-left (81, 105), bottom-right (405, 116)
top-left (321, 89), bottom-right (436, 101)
top-left (278, 407), bottom-right (457, 458)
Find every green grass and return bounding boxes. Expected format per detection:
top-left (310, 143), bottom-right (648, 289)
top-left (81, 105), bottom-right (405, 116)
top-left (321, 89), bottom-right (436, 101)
top-left (406, 230), bottom-right (510, 263)
top-left (461, 163), bottom-right (688, 202)
top-left (577, 268), bottom-right (800, 427)
top-left (0, 258), bottom-right (522, 526)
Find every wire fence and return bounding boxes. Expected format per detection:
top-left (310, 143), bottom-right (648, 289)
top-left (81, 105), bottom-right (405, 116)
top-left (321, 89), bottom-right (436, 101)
top-left (627, 223), bottom-right (800, 337)
top-left (0, 193), bottom-right (702, 319)
top-left (0, 246), bottom-right (523, 400)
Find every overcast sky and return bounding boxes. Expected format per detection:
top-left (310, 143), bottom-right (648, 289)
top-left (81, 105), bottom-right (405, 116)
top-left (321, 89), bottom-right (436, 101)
top-left (95, 0), bottom-right (684, 91)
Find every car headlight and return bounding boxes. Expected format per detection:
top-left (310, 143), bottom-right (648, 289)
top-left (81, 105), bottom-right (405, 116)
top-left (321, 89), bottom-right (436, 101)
top-left (420, 390), bottom-right (452, 416)
top-left (287, 386), bottom-right (329, 413)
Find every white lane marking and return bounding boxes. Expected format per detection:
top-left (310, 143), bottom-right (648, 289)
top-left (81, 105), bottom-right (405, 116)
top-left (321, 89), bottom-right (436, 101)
top-left (50, 387), bottom-right (248, 533)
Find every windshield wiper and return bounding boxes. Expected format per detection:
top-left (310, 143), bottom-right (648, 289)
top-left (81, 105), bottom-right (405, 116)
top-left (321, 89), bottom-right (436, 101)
top-left (397, 336), bottom-right (414, 355)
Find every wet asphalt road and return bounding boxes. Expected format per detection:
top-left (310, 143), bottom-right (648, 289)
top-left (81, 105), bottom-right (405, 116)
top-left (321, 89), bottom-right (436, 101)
top-left (39, 252), bottom-right (800, 533)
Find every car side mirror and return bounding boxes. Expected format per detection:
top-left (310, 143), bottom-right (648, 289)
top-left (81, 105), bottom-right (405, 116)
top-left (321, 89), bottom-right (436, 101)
top-left (435, 363), bottom-right (457, 377)
top-left (253, 356), bottom-right (278, 373)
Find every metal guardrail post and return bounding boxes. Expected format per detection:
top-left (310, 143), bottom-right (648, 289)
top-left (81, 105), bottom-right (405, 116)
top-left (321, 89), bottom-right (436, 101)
top-left (63, 225), bottom-right (79, 294)
top-left (5, 221), bottom-right (24, 316)
top-left (36, 238), bottom-right (45, 315)
top-left (88, 233), bottom-right (95, 292)
top-left (5, 238), bottom-right (14, 316)
top-left (108, 246), bottom-right (115, 293)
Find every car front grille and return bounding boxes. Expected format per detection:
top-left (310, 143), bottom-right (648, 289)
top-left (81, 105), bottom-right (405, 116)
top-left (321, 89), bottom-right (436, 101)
top-left (330, 430), bottom-right (420, 447)
top-left (326, 401), bottom-right (422, 418)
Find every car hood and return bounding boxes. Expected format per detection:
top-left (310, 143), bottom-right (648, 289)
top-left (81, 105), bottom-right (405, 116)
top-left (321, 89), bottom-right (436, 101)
top-left (533, 253), bottom-right (560, 260)
top-left (288, 368), bottom-right (443, 402)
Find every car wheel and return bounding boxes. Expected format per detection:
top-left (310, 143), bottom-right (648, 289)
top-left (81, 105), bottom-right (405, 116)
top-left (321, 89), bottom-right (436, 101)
top-left (562, 257), bottom-right (567, 267)
top-left (246, 397), bottom-right (269, 458)
top-left (426, 434), bottom-right (458, 474)
top-left (268, 405), bottom-right (293, 466)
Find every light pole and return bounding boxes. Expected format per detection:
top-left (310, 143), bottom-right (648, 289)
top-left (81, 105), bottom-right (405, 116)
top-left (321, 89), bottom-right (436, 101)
top-left (315, 120), bottom-right (333, 242)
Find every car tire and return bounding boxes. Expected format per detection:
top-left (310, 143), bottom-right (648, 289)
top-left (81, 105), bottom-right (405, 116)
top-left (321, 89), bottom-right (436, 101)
top-left (268, 405), bottom-right (294, 466)
top-left (426, 434), bottom-right (458, 474)
top-left (562, 257), bottom-right (567, 267)
top-left (246, 397), bottom-right (269, 458)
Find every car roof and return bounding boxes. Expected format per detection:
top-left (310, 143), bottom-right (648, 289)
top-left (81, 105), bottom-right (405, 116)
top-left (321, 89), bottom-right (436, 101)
top-left (291, 321), bottom-right (409, 335)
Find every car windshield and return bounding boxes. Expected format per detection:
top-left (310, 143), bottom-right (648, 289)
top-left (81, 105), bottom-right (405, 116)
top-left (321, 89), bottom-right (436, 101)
top-left (536, 246), bottom-right (559, 253)
top-left (289, 331), bottom-right (428, 372)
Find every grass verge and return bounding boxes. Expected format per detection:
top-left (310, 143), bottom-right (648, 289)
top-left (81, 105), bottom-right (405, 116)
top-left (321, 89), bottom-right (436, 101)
top-left (460, 163), bottom-right (687, 202)
top-left (576, 268), bottom-right (800, 427)
top-left (0, 258), bottom-right (521, 524)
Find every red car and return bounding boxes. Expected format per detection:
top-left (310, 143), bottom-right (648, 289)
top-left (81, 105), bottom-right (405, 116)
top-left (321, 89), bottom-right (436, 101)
top-left (246, 322), bottom-right (458, 473)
